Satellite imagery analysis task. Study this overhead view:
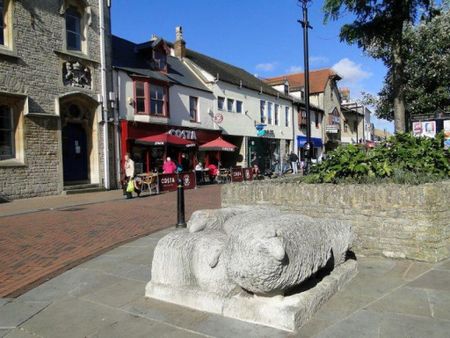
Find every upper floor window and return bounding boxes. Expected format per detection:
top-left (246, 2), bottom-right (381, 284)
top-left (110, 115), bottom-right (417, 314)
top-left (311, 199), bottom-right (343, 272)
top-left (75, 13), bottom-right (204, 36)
top-left (260, 100), bottom-right (265, 123)
top-left (0, 0), bottom-right (13, 50)
top-left (153, 50), bottom-right (167, 71)
top-left (150, 85), bottom-right (166, 116)
top-left (227, 98), bottom-right (234, 112)
top-left (189, 96), bottom-right (198, 121)
top-left (65, 6), bottom-right (82, 51)
top-left (0, 105), bottom-right (13, 160)
top-left (267, 102), bottom-right (273, 125)
top-left (236, 100), bottom-right (243, 114)
top-left (218, 97), bottom-right (225, 110)
top-left (285, 107), bottom-right (289, 127)
top-left (134, 80), bottom-right (168, 117)
top-left (315, 111), bottom-right (320, 128)
top-left (274, 104), bottom-right (279, 126)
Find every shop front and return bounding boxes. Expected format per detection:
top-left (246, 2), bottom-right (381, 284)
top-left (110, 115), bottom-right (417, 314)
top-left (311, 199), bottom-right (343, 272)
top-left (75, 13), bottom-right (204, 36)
top-left (297, 136), bottom-right (324, 162)
top-left (247, 137), bottom-right (280, 173)
top-left (120, 121), bottom-right (221, 174)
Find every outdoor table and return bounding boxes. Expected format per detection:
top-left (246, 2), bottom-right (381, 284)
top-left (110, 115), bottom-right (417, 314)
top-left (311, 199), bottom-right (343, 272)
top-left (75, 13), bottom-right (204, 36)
top-left (195, 168), bottom-right (210, 185)
top-left (217, 169), bottom-right (231, 184)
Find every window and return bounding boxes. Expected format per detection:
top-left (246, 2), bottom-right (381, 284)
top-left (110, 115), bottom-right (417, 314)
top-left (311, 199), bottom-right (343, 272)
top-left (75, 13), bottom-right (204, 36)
top-left (267, 102), bottom-right (273, 125)
top-left (134, 80), bottom-right (168, 116)
top-left (315, 112), bottom-right (320, 128)
top-left (344, 122), bottom-right (349, 132)
top-left (285, 107), bottom-right (289, 127)
top-left (189, 96), bottom-right (198, 121)
top-left (218, 97), bottom-right (225, 110)
top-left (153, 50), bottom-right (167, 71)
top-left (274, 104), bottom-right (279, 126)
top-left (0, 105), bottom-right (13, 160)
top-left (65, 6), bottom-right (82, 51)
top-left (260, 100), bottom-right (265, 123)
top-left (150, 85), bottom-right (166, 116)
top-left (227, 98), bottom-right (234, 112)
top-left (236, 100), bottom-right (243, 114)
top-left (0, 0), bottom-right (4, 46)
top-left (135, 81), bottom-right (146, 113)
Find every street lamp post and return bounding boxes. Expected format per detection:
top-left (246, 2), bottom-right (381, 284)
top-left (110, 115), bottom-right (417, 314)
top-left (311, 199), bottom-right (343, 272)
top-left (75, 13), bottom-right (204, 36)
top-left (298, 0), bottom-right (313, 174)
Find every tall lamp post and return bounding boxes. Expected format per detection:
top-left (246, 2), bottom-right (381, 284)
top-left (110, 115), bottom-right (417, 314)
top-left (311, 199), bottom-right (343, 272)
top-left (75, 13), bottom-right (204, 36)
top-left (298, 0), bottom-right (313, 174)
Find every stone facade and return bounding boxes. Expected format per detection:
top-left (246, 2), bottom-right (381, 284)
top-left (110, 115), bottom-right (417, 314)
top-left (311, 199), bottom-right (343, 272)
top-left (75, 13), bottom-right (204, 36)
top-left (222, 180), bottom-right (450, 262)
top-left (0, 0), bottom-right (115, 200)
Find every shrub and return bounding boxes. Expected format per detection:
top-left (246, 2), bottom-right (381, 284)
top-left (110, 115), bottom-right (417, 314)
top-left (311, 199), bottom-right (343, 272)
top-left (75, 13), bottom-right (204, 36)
top-left (304, 132), bottom-right (450, 185)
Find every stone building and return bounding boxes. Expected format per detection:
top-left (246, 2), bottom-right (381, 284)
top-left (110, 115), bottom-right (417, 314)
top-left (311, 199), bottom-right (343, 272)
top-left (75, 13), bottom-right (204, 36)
top-left (0, 0), bottom-right (115, 200)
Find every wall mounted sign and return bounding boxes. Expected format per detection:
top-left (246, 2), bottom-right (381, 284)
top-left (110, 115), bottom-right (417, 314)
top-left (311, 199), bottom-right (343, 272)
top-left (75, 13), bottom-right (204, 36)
top-left (443, 120), bottom-right (450, 150)
top-left (213, 113), bottom-right (224, 124)
top-left (168, 129), bottom-right (197, 140)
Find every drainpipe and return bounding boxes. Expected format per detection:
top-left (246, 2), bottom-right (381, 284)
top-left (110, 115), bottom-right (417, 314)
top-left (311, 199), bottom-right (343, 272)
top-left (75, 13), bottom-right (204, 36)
top-left (99, 0), bottom-right (110, 189)
top-left (114, 69), bottom-right (121, 184)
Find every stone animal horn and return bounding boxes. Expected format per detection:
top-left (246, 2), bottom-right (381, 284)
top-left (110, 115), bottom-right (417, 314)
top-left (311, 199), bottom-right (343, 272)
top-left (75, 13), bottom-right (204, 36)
top-left (265, 237), bottom-right (285, 261)
top-left (207, 247), bottom-right (222, 268)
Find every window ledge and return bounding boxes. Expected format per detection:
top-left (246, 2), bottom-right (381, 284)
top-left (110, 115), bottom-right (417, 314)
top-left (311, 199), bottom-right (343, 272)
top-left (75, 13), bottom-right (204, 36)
top-left (0, 159), bottom-right (27, 167)
top-left (54, 50), bottom-right (100, 64)
top-left (0, 47), bottom-right (20, 60)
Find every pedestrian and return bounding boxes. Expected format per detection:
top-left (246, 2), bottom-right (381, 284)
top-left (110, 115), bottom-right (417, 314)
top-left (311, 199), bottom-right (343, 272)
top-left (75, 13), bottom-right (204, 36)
top-left (123, 153), bottom-right (135, 199)
top-left (289, 151), bottom-right (299, 174)
top-left (181, 153), bottom-right (190, 172)
top-left (163, 157), bottom-right (177, 174)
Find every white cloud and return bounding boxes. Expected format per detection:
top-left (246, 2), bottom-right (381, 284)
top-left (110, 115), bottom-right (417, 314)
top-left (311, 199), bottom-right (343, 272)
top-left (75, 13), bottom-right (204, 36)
top-left (255, 62), bottom-right (278, 72)
top-left (310, 56), bottom-right (329, 65)
top-left (286, 65), bottom-right (303, 73)
top-left (332, 58), bottom-right (372, 83)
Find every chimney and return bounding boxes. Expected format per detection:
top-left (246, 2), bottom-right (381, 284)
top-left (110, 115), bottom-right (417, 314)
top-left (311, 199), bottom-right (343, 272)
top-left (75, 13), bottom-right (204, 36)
top-left (340, 87), bottom-right (350, 103)
top-left (174, 26), bottom-right (186, 59)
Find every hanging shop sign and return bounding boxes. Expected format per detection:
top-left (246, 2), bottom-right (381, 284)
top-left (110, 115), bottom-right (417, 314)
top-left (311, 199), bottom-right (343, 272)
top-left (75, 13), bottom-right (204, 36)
top-left (168, 129), bottom-right (197, 140)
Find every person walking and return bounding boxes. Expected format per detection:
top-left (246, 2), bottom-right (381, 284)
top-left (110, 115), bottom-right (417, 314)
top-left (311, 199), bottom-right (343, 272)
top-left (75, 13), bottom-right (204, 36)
top-left (289, 151), bottom-right (299, 174)
top-left (123, 153), bottom-right (135, 199)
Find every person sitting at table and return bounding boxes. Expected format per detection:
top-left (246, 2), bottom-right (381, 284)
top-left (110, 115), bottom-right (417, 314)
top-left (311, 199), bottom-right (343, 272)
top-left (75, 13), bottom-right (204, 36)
top-left (207, 163), bottom-right (218, 182)
top-left (163, 157), bottom-right (177, 174)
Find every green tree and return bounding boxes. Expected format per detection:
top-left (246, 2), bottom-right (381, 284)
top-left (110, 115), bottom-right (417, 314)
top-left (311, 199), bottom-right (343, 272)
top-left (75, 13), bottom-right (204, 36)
top-left (323, 0), bottom-right (436, 133)
top-left (376, 8), bottom-right (450, 121)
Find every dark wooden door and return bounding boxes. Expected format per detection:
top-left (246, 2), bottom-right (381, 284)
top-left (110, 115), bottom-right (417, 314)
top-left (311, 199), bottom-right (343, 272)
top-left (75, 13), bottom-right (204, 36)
top-left (62, 123), bottom-right (88, 182)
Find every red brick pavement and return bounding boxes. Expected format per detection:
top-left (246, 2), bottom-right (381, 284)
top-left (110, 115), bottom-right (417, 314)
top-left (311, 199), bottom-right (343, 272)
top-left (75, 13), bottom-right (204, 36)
top-left (0, 185), bottom-right (221, 297)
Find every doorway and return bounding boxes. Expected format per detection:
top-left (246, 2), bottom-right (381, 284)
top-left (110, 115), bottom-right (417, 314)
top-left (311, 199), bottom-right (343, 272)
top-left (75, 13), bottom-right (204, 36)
top-left (62, 122), bottom-right (89, 183)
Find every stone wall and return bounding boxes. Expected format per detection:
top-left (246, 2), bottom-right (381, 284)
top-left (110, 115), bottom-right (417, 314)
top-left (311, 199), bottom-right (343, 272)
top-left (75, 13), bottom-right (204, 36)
top-left (0, 1), bottom-right (114, 199)
top-left (222, 179), bottom-right (450, 262)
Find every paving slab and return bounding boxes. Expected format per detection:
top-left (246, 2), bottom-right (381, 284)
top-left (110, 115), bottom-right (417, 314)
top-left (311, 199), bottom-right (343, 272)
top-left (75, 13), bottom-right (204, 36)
top-left (408, 269), bottom-right (450, 291)
top-left (435, 259), bottom-right (450, 271)
top-left (20, 297), bottom-right (128, 338)
top-left (0, 300), bottom-right (49, 329)
top-left (0, 329), bottom-right (10, 338)
top-left (0, 299), bottom-right (11, 308)
top-left (426, 289), bottom-right (450, 321)
top-left (3, 328), bottom-right (36, 338)
top-left (366, 286), bottom-right (432, 318)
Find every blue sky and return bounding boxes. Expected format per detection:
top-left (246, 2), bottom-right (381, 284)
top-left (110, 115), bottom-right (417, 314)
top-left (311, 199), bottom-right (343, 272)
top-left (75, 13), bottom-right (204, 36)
top-left (111, 0), bottom-right (393, 132)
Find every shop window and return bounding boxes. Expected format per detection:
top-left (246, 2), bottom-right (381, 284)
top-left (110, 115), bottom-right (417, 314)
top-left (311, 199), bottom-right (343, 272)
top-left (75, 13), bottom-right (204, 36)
top-left (65, 6), bottom-right (82, 51)
top-left (227, 98), bottom-right (234, 112)
top-left (260, 100), bottom-right (265, 123)
top-left (274, 104), bottom-right (279, 126)
top-left (344, 122), bottom-right (349, 132)
top-left (134, 80), bottom-right (168, 116)
top-left (236, 100), bottom-right (242, 113)
top-left (267, 102), bottom-right (273, 125)
top-left (0, 0), bottom-right (13, 50)
top-left (218, 97), bottom-right (225, 110)
top-left (285, 107), bottom-right (289, 127)
top-left (189, 96), bottom-right (198, 121)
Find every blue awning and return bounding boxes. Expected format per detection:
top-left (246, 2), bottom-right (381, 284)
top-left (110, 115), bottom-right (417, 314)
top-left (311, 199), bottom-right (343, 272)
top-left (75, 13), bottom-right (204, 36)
top-left (297, 136), bottom-right (323, 148)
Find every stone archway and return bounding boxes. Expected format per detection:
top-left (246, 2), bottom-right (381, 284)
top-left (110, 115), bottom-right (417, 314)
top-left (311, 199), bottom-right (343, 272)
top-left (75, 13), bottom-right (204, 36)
top-left (59, 92), bottom-right (100, 185)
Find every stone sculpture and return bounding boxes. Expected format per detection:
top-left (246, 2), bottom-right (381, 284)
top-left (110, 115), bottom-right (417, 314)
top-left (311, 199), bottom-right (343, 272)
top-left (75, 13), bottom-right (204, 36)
top-left (146, 206), bottom-right (357, 331)
top-left (149, 207), bottom-right (354, 296)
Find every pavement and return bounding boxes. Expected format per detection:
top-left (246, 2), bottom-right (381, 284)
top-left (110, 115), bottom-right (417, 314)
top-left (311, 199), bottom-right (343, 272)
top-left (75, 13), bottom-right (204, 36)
top-left (0, 186), bottom-right (221, 297)
top-left (0, 226), bottom-right (449, 338)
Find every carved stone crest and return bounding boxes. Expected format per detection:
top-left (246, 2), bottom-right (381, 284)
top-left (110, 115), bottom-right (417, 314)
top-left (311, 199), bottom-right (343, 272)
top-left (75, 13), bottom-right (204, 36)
top-left (63, 61), bottom-right (91, 89)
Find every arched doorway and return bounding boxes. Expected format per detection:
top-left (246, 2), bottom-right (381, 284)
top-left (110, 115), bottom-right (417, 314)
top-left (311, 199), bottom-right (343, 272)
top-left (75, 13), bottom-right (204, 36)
top-left (61, 103), bottom-right (90, 184)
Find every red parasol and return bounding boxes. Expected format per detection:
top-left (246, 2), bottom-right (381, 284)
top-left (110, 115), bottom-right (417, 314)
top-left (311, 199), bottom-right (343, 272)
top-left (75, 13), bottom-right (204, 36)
top-left (199, 137), bottom-right (236, 152)
top-left (135, 133), bottom-right (196, 147)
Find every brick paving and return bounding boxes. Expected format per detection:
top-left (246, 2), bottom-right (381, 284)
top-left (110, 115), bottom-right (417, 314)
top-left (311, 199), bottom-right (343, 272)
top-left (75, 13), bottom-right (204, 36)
top-left (0, 185), bottom-right (221, 297)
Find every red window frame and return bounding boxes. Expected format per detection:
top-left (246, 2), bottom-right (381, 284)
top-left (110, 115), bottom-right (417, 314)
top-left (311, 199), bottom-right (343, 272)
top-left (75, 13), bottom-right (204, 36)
top-left (133, 78), bottom-right (169, 117)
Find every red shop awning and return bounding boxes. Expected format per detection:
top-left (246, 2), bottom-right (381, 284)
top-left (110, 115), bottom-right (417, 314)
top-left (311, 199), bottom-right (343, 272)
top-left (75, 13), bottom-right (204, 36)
top-left (135, 133), bottom-right (196, 147)
top-left (199, 137), bottom-right (237, 152)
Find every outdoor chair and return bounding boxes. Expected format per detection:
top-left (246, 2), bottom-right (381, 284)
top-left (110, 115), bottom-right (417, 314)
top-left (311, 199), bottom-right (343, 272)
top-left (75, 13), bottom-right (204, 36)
top-left (140, 174), bottom-right (159, 195)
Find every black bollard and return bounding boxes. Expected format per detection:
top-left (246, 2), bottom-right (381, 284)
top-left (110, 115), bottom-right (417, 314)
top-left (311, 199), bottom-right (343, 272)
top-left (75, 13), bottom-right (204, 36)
top-left (176, 178), bottom-right (186, 228)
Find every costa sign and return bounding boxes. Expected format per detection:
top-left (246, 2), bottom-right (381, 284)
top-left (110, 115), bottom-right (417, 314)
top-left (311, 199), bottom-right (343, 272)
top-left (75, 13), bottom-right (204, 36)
top-left (231, 168), bottom-right (244, 182)
top-left (243, 167), bottom-right (253, 181)
top-left (168, 129), bottom-right (197, 140)
top-left (159, 173), bottom-right (196, 192)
